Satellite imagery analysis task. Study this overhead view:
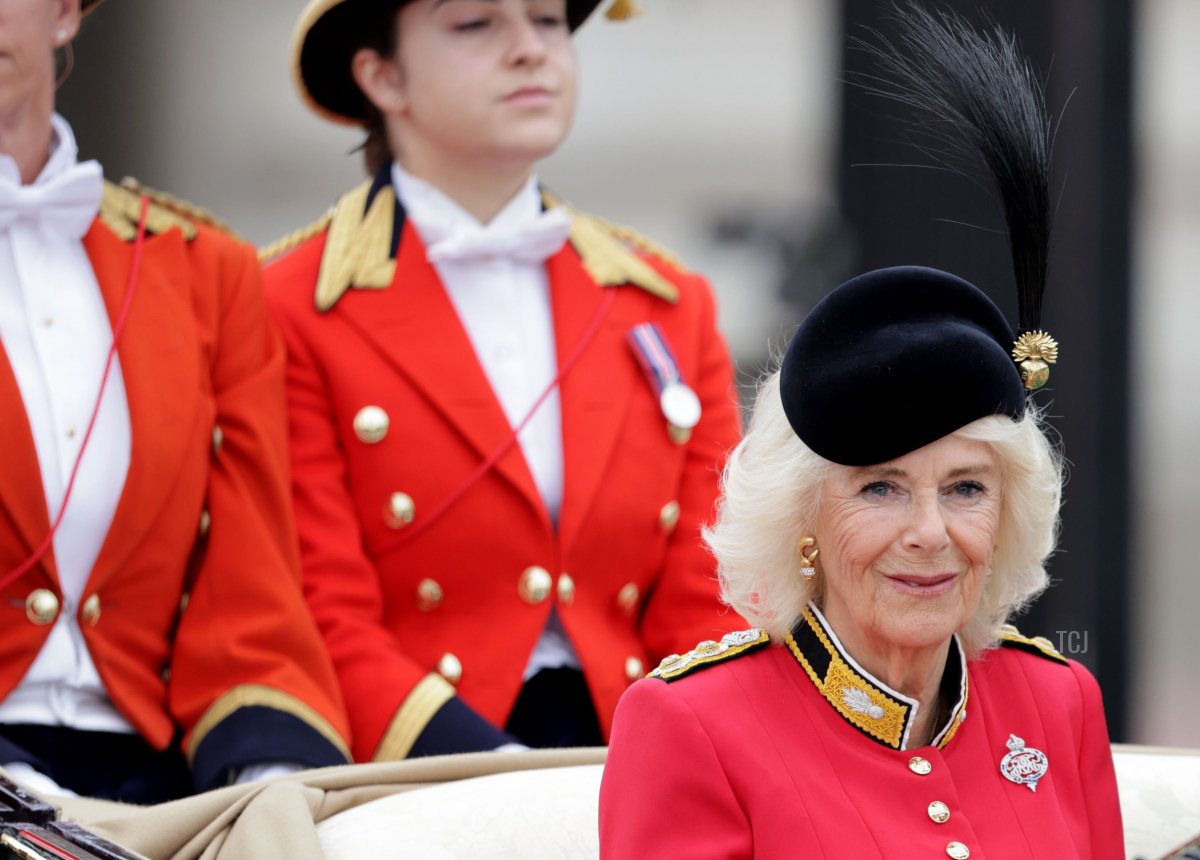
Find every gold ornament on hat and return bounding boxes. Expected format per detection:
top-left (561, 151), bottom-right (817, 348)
top-left (1011, 330), bottom-right (1059, 391)
top-left (605, 0), bottom-right (642, 20)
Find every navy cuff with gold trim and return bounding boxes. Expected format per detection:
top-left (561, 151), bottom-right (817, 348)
top-left (190, 706), bottom-right (348, 792)
top-left (409, 696), bottom-right (516, 758)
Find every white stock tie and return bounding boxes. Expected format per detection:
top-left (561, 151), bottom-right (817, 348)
top-left (423, 206), bottom-right (572, 266)
top-left (0, 160), bottom-right (104, 239)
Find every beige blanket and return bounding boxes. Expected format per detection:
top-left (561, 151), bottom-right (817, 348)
top-left (4, 748), bottom-right (607, 860)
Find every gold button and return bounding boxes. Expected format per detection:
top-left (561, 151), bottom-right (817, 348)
top-left (81, 593), bottom-right (102, 626)
top-left (668, 425), bottom-right (691, 446)
top-left (557, 573), bottom-right (576, 605)
top-left (659, 500), bottom-right (681, 534)
top-left (518, 566), bottom-right (552, 605)
top-left (179, 592), bottom-right (190, 613)
top-left (415, 578), bottom-right (443, 612)
top-left (353, 406), bottom-right (390, 444)
top-left (212, 425), bottom-right (224, 453)
top-left (616, 582), bottom-right (640, 615)
top-left (198, 509), bottom-right (211, 537)
top-left (908, 756), bottom-right (932, 775)
top-left (437, 652), bottom-right (463, 684)
top-left (66, 425), bottom-right (77, 439)
top-left (625, 656), bottom-right (644, 681)
top-left (927, 801), bottom-right (950, 824)
top-left (385, 492), bottom-right (416, 529)
top-left (25, 589), bottom-right (59, 625)
top-left (946, 842), bottom-right (970, 860)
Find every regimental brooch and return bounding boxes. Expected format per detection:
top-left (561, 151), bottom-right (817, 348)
top-left (999, 733), bottom-right (1049, 792)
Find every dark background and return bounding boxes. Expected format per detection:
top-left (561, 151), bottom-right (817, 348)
top-left (837, 0), bottom-right (1133, 738)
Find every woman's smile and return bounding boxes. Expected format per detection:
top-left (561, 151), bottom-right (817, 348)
top-left (882, 570), bottom-right (960, 598)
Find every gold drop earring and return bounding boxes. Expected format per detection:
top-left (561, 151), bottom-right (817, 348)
top-left (798, 537), bottom-right (819, 578)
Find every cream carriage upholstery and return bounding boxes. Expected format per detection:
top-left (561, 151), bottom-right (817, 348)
top-left (312, 744), bottom-right (1200, 860)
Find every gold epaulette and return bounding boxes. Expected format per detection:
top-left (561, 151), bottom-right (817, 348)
top-left (998, 624), bottom-right (1068, 664)
top-left (98, 180), bottom-right (199, 241)
top-left (117, 177), bottom-right (234, 236)
top-left (259, 180), bottom-right (397, 311)
top-left (597, 216), bottom-right (685, 272)
top-left (311, 179), bottom-right (398, 312)
top-left (258, 209), bottom-right (334, 265)
top-left (543, 192), bottom-right (682, 304)
top-left (650, 629), bottom-right (770, 682)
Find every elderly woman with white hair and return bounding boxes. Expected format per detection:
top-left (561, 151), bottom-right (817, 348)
top-left (599, 7), bottom-right (1124, 859)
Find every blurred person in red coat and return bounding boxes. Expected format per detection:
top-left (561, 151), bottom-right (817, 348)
top-left (0, 0), bottom-right (350, 803)
top-left (600, 6), bottom-right (1124, 858)
top-left (262, 0), bottom-right (744, 761)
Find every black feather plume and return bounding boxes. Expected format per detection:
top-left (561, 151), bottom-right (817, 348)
top-left (849, 3), bottom-right (1053, 334)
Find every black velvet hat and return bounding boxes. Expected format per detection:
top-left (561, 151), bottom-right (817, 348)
top-left (292, 0), bottom-right (634, 126)
top-left (780, 266), bottom-right (1026, 467)
top-left (780, 4), bottom-right (1060, 467)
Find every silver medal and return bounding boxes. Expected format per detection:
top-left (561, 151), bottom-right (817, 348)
top-left (999, 733), bottom-right (1048, 792)
top-left (660, 382), bottom-right (701, 431)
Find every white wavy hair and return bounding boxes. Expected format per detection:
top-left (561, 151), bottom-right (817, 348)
top-left (704, 370), bottom-right (1064, 658)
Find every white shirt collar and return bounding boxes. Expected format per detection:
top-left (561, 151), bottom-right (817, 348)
top-left (390, 161), bottom-right (543, 242)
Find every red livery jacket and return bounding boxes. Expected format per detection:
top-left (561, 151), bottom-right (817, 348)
top-left (0, 182), bottom-right (350, 790)
top-left (262, 171), bottom-right (744, 762)
top-left (601, 608), bottom-right (1124, 859)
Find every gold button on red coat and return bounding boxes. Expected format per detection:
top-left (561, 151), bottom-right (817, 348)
top-left (659, 500), bottom-right (681, 534)
top-left (438, 653), bottom-right (463, 684)
top-left (625, 656), bottom-right (644, 681)
top-left (518, 566), bottom-right (552, 605)
top-left (198, 509), bottom-right (211, 538)
top-left (668, 425), bottom-right (691, 446)
top-left (25, 589), bottom-right (59, 625)
top-left (557, 573), bottom-right (576, 606)
top-left (946, 842), bottom-right (970, 859)
top-left (415, 578), bottom-right (443, 612)
top-left (385, 492), bottom-right (416, 529)
top-left (616, 583), bottom-right (639, 615)
top-left (927, 801), bottom-right (950, 823)
top-left (908, 756), bottom-right (932, 775)
top-left (211, 425), bottom-right (224, 454)
top-left (353, 406), bottom-right (390, 444)
top-left (81, 594), bottom-right (102, 626)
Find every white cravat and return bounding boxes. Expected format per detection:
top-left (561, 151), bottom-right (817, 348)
top-left (392, 164), bottom-right (580, 680)
top-left (0, 157), bottom-right (102, 238)
top-left (422, 206), bottom-right (571, 266)
top-left (0, 113), bottom-right (135, 735)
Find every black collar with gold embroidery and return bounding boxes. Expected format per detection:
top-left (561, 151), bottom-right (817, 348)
top-left (785, 604), bottom-right (968, 751)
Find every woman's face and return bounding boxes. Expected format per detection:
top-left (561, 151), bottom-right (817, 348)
top-left (0, 0), bottom-right (79, 115)
top-left (814, 433), bottom-right (1003, 658)
top-left (387, 0), bottom-right (578, 173)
